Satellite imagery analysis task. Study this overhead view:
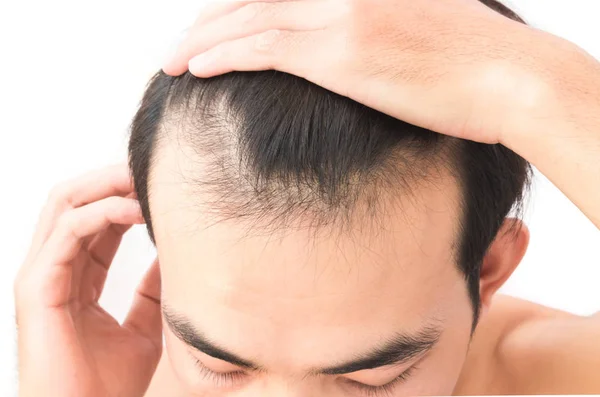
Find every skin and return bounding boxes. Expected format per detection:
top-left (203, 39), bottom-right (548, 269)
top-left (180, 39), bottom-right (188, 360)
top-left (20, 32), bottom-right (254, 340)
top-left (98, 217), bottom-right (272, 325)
top-left (14, 0), bottom-right (600, 396)
top-left (149, 140), bottom-right (477, 396)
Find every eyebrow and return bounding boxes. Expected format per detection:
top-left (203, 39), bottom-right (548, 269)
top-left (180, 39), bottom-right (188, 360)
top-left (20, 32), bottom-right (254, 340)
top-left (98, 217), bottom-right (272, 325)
top-left (316, 325), bottom-right (442, 375)
top-left (163, 306), bottom-right (442, 375)
top-left (163, 308), bottom-right (260, 370)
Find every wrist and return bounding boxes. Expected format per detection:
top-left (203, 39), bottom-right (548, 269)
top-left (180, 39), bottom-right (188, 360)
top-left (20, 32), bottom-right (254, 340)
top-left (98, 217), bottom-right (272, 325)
top-left (500, 38), bottom-right (600, 154)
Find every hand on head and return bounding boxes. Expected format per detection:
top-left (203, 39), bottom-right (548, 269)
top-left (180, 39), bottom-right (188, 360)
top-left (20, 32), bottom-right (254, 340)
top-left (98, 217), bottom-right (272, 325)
top-left (162, 0), bottom-right (559, 146)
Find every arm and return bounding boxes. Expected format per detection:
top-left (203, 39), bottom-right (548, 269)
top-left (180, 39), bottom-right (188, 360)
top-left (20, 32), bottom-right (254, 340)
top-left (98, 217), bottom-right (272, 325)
top-left (503, 46), bottom-right (600, 229)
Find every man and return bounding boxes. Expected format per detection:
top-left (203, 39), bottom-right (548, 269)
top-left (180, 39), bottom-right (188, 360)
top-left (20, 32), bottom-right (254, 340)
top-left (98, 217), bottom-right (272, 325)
top-left (14, 0), bottom-right (600, 396)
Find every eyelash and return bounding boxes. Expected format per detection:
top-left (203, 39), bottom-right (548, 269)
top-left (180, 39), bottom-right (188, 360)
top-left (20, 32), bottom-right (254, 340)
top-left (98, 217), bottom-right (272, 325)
top-left (191, 354), bottom-right (418, 395)
top-left (192, 357), bottom-right (247, 388)
top-left (349, 366), bottom-right (418, 397)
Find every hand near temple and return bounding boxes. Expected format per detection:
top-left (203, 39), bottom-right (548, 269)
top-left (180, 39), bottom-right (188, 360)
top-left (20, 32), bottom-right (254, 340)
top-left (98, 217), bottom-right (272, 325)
top-left (14, 165), bottom-right (162, 397)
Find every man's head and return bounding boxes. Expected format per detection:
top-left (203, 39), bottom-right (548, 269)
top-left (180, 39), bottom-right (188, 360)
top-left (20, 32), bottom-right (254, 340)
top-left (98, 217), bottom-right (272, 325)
top-left (129, 1), bottom-right (530, 394)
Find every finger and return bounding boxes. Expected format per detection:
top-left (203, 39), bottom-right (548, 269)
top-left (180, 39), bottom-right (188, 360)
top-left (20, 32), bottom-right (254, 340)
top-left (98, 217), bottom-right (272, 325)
top-left (26, 164), bottom-right (133, 264)
top-left (123, 259), bottom-right (162, 350)
top-left (163, 0), bottom-right (293, 75)
top-left (84, 192), bottom-right (140, 270)
top-left (164, 1), bottom-right (329, 76)
top-left (74, 192), bottom-right (140, 303)
top-left (17, 197), bottom-right (143, 309)
top-left (76, 223), bottom-right (135, 303)
top-left (188, 29), bottom-right (313, 78)
top-left (161, 2), bottom-right (246, 76)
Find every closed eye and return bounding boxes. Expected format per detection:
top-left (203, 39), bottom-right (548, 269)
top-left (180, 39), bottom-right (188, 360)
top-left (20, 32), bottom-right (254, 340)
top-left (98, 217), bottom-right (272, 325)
top-left (346, 366), bottom-right (418, 396)
top-left (191, 355), bottom-right (248, 388)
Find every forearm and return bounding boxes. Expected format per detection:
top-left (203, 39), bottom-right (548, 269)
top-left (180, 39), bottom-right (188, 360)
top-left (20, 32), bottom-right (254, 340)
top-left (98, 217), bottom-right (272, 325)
top-left (503, 44), bottom-right (600, 229)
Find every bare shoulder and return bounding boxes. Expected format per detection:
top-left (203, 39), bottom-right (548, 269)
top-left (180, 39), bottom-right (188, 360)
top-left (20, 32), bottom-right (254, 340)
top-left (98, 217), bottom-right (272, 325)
top-left (457, 294), bottom-right (600, 395)
top-left (496, 296), bottom-right (600, 394)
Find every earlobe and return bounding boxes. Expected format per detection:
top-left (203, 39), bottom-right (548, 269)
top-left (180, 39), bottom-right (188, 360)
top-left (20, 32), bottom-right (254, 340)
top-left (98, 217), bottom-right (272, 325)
top-left (479, 219), bottom-right (530, 310)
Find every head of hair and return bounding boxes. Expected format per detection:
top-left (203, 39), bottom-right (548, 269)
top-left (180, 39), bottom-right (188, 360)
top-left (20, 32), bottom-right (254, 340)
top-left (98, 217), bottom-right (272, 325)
top-left (129, 0), bottom-right (530, 329)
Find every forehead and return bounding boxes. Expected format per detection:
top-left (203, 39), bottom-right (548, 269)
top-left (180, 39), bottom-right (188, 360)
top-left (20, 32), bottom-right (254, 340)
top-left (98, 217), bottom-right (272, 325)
top-left (149, 141), bottom-right (466, 366)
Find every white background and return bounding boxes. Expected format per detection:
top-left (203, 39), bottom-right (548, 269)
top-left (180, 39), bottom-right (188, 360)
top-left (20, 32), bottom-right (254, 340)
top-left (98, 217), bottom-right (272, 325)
top-left (0, 1), bottom-right (599, 395)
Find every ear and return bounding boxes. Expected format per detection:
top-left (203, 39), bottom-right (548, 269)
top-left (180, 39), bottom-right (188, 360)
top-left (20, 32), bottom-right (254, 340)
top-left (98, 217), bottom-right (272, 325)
top-left (479, 218), bottom-right (530, 313)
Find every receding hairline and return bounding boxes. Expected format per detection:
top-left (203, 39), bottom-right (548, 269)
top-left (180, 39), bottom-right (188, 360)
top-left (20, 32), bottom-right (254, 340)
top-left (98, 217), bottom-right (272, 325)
top-left (145, 116), bottom-right (464, 242)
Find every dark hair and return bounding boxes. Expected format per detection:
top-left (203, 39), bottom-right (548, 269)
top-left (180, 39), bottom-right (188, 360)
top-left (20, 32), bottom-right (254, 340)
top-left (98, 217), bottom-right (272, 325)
top-left (129, 0), bottom-right (530, 329)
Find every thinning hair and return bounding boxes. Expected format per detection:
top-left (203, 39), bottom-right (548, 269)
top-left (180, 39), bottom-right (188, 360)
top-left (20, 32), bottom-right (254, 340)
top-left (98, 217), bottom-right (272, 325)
top-left (129, 0), bottom-right (531, 328)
